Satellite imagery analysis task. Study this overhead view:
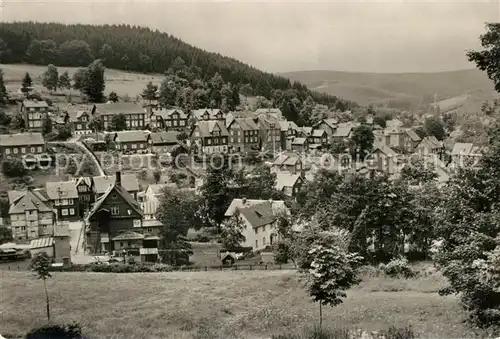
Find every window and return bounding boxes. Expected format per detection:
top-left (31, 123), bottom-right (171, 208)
top-left (111, 206), bottom-right (120, 215)
top-left (120, 242), bottom-right (124, 247)
top-left (255, 239), bottom-right (258, 248)
top-left (195, 131), bottom-right (200, 137)
top-left (207, 139), bottom-right (211, 145)
top-left (222, 137), bottom-right (227, 144)
top-left (21, 226), bottom-right (26, 231)
top-left (31, 147), bottom-right (35, 153)
top-left (173, 120), bottom-right (178, 126)
top-left (263, 237), bottom-right (266, 245)
top-left (30, 221), bottom-right (35, 226)
top-left (180, 120), bottom-right (185, 126)
top-left (62, 209), bottom-right (68, 216)
top-left (139, 144), bottom-right (144, 149)
top-left (69, 208), bottom-right (75, 215)
top-left (13, 148), bottom-right (18, 154)
top-left (5, 149), bottom-right (10, 155)
top-left (21, 148), bottom-right (26, 154)
top-left (77, 124), bottom-right (81, 129)
top-left (37, 147), bottom-right (42, 153)
top-left (69, 199), bottom-right (74, 205)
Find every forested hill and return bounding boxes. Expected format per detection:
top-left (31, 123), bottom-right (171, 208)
top-left (0, 22), bottom-right (356, 111)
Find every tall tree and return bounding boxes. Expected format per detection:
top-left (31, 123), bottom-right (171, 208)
top-left (41, 114), bottom-right (52, 136)
top-left (0, 226), bottom-right (12, 245)
top-left (0, 69), bottom-right (8, 106)
top-left (218, 211), bottom-right (246, 250)
top-left (99, 43), bottom-right (114, 63)
top-left (42, 64), bottom-right (58, 92)
top-left (30, 252), bottom-right (52, 322)
top-left (58, 40), bottom-right (93, 66)
top-left (58, 71), bottom-right (71, 90)
top-left (83, 59), bottom-right (105, 103)
top-left (141, 81), bottom-right (158, 104)
top-left (110, 114), bottom-right (127, 131)
top-left (21, 72), bottom-right (33, 95)
top-left (26, 39), bottom-right (58, 64)
top-left (72, 68), bottom-right (87, 90)
top-left (350, 125), bottom-right (375, 160)
top-left (467, 23), bottom-right (500, 92)
top-left (423, 117), bottom-right (446, 141)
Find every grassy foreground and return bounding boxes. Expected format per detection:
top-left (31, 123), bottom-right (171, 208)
top-left (0, 268), bottom-right (477, 339)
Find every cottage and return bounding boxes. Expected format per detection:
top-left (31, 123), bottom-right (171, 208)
top-left (275, 172), bottom-right (304, 196)
top-left (8, 188), bottom-right (54, 240)
top-left (227, 117), bottom-right (260, 153)
top-left (367, 144), bottom-right (400, 173)
top-left (190, 120), bottom-right (229, 154)
top-left (450, 143), bottom-right (484, 168)
top-left (45, 181), bottom-right (79, 222)
top-left (404, 129), bottom-right (422, 152)
top-left (332, 123), bottom-right (354, 141)
top-left (191, 108), bottom-right (225, 122)
top-left (272, 151), bottom-right (303, 174)
top-left (309, 129), bottom-right (328, 148)
top-left (315, 118), bottom-right (338, 142)
top-left (20, 100), bottom-right (49, 132)
top-left (113, 130), bottom-right (149, 153)
top-left (257, 116), bottom-right (281, 153)
top-left (94, 103), bottom-right (146, 130)
top-left (74, 177), bottom-right (94, 217)
top-left (0, 132), bottom-right (45, 158)
top-left (416, 136), bottom-right (444, 156)
top-left (255, 108), bottom-right (282, 120)
top-left (147, 131), bottom-right (180, 154)
top-left (279, 120), bottom-right (299, 150)
top-left (290, 137), bottom-right (309, 153)
top-left (151, 108), bottom-right (188, 130)
top-left (29, 224), bottom-right (71, 266)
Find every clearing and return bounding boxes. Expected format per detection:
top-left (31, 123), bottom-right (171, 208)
top-left (0, 268), bottom-right (479, 339)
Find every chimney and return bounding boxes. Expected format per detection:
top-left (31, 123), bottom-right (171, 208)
top-left (116, 171), bottom-right (122, 186)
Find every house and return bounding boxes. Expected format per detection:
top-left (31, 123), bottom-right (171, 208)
top-left (290, 137), bottom-right (309, 153)
top-left (190, 120), bottom-right (229, 154)
top-left (112, 130), bottom-right (149, 154)
top-left (298, 126), bottom-right (313, 138)
top-left (279, 120), bottom-right (299, 150)
top-left (255, 108), bottom-right (282, 120)
top-left (416, 136), bottom-right (444, 156)
top-left (72, 109), bottom-right (93, 135)
top-left (308, 129), bottom-right (328, 149)
top-left (92, 174), bottom-right (140, 200)
top-left (141, 200), bottom-right (164, 237)
top-left (224, 198), bottom-right (289, 251)
top-left (225, 111), bottom-right (258, 127)
top-left (191, 108), bottom-right (225, 122)
top-left (257, 116), bottom-right (281, 152)
top-left (367, 144), bottom-right (400, 174)
top-left (94, 103), bottom-right (146, 130)
top-left (151, 108), bottom-right (188, 130)
top-left (404, 129), bottom-right (422, 152)
top-left (272, 151), bottom-right (304, 174)
top-left (147, 131), bottom-right (180, 154)
top-left (144, 184), bottom-right (169, 204)
top-left (85, 172), bottom-right (151, 257)
top-left (29, 224), bottom-right (71, 265)
top-left (332, 123), bottom-right (354, 142)
top-left (316, 118), bottom-right (338, 142)
top-left (20, 100), bottom-right (50, 132)
top-left (45, 181), bottom-right (79, 222)
top-left (275, 172), bottom-right (304, 196)
top-left (8, 188), bottom-right (54, 240)
top-left (386, 118), bottom-right (404, 128)
top-left (227, 117), bottom-right (260, 153)
top-left (450, 143), bottom-right (484, 168)
top-left (0, 132), bottom-right (46, 159)
top-left (74, 177), bottom-right (94, 217)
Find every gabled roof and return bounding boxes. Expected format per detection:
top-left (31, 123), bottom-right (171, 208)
top-left (451, 143), bottom-right (474, 156)
top-left (149, 131), bottom-right (179, 145)
top-left (333, 124), bottom-right (353, 137)
top-left (112, 231), bottom-right (145, 241)
top-left (278, 120), bottom-right (299, 132)
top-left (94, 102), bottom-right (145, 115)
top-left (273, 151), bottom-right (302, 166)
top-left (318, 118), bottom-right (339, 129)
top-left (291, 137), bottom-right (307, 146)
top-left (239, 201), bottom-right (276, 229)
top-left (386, 118), bottom-right (403, 128)
top-left (276, 172), bottom-right (303, 190)
top-left (228, 118), bottom-right (259, 131)
top-left (300, 127), bottom-right (313, 136)
top-left (93, 174), bottom-right (140, 194)
top-left (9, 189), bottom-right (52, 214)
top-left (257, 115), bottom-right (281, 130)
top-left (146, 184), bottom-right (169, 196)
top-left (193, 120), bottom-right (229, 138)
top-left (0, 133), bottom-right (45, 146)
top-left (86, 181), bottom-right (143, 221)
top-left (372, 143), bottom-right (399, 158)
top-left (405, 129), bottom-right (421, 142)
top-left (225, 198), bottom-right (288, 218)
top-left (45, 181), bottom-right (78, 200)
top-left (23, 100), bottom-right (49, 108)
top-left (312, 129), bottom-right (327, 138)
top-left (255, 108), bottom-right (282, 115)
top-left (153, 108), bottom-right (188, 120)
top-left (74, 177), bottom-right (92, 188)
top-left (114, 131), bottom-right (149, 143)
top-left (191, 108), bottom-right (223, 120)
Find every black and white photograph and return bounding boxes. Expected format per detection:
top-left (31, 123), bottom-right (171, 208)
top-left (1, 1), bottom-right (500, 338)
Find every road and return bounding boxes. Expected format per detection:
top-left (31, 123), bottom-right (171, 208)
top-left (69, 221), bottom-right (95, 265)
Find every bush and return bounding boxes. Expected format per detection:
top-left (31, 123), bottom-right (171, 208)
top-left (86, 263), bottom-right (172, 273)
top-left (26, 323), bottom-right (84, 339)
top-left (272, 326), bottom-right (415, 339)
top-left (2, 158), bottom-right (27, 177)
top-left (379, 257), bottom-right (415, 278)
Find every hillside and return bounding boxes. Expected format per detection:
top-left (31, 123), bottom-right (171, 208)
top-left (0, 22), bottom-right (355, 111)
top-left (1, 269), bottom-right (476, 339)
top-left (281, 69), bottom-right (497, 111)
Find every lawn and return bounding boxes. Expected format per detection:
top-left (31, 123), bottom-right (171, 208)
top-left (0, 268), bottom-right (480, 339)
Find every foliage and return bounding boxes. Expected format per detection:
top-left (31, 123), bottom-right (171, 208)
top-left (373, 116), bottom-right (387, 128)
top-left (0, 110), bottom-right (11, 127)
top-left (88, 263), bottom-right (172, 273)
top-left (108, 91), bottom-right (119, 103)
top-left (156, 188), bottom-right (201, 266)
top-left (25, 323), bottom-right (84, 339)
top-left (10, 112), bottom-right (25, 130)
top-left (83, 59), bottom-right (106, 102)
top-left (41, 114), bottom-right (53, 136)
top-left (350, 125), bottom-right (374, 160)
top-left (218, 211), bottom-right (246, 250)
top-left (2, 158), bottom-right (27, 177)
top-left (423, 117), bottom-right (446, 141)
top-left (0, 226), bottom-right (13, 245)
top-left (42, 64), bottom-right (58, 92)
top-left (0, 68), bottom-right (8, 105)
top-left (272, 326), bottom-right (415, 339)
top-left (21, 72), bottom-right (33, 94)
top-left (399, 157), bottom-right (438, 185)
top-left (110, 113), bottom-right (127, 131)
top-left (153, 169), bottom-right (162, 184)
top-left (58, 71), bottom-right (71, 90)
top-left (379, 257), bottom-right (415, 278)
top-left (30, 252), bottom-right (52, 322)
top-left (141, 81), bottom-right (158, 102)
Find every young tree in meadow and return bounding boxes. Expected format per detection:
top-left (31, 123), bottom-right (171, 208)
top-left (108, 91), bottom-right (119, 103)
top-left (0, 69), bottom-right (8, 106)
top-left (72, 68), bottom-right (87, 91)
top-left (21, 72), bottom-right (33, 95)
top-left (141, 81), bottom-right (158, 104)
top-left (30, 252), bottom-right (52, 321)
top-left (110, 114), bottom-right (127, 131)
top-left (42, 64), bottom-right (58, 92)
top-left (57, 71), bottom-right (71, 90)
top-left (83, 59), bottom-right (105, 102)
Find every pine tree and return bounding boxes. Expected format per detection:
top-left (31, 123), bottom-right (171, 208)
top-left (141, 81), bottom-right (158, 104)
top-left (21, 72), bottom-right (33, 95)
top-left (0, 69), bottom-right (8, 106)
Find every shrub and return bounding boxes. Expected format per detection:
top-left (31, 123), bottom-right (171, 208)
top-left (86, 263), bottom-right (172, 273)
top-left (2, 158), bottom-right (27, 177)
top-left (272, 326), bottom-right (415, 339)
top-left (25, 323), bottom-right (84, 339)
top-left (380, 257), bottom-right (415, 278)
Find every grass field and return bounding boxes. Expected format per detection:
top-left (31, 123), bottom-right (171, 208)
top-left (0, 268), bottom-right (483, 339)
top-left (1, 63), bottom-right (164, 99)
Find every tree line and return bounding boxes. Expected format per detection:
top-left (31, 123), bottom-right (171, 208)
top-left (0, 22), bottom-right (356, 113)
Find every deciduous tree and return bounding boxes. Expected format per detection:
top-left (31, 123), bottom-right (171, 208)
top-left (42, 64), bottom-right (58, 92)
top-left (30, 252), bottom-right (52, 322)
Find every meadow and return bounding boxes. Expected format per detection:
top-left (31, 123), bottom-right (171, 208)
top-left (0, 266), bottom-right (484, 339)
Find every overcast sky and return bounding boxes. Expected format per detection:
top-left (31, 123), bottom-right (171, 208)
top-left (1, 0), bottom-right (499, 73)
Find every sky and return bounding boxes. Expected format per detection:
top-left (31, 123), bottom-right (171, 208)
top-left (0, 0), bottom-right (499, 73)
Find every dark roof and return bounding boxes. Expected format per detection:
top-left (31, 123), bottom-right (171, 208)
top-left (238, 201), bottom-right (276, 229)
top-left (86, 182), bottom-right (143, 221)
top-left (93, 174), bottom-right (140, 194)
top-left (228, 118), bottom-right (259, 131)
top-left (193, 120), bottom-right (229, 138)
top-left (45, 181), bottom-right (78, 200)
top-left (94, 103), bottom-right (145, 115)
top-left (153, 108), bottom-right (188, 120)
top-left (23, 100), bottom-right (49, 108)
top-left (114, 131), bottom-right (149, 143)
top-left (149, 131), bottom-right (180, 145)
top-left (405, 129), bottom-right (421, 142)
